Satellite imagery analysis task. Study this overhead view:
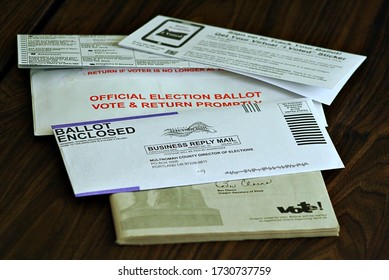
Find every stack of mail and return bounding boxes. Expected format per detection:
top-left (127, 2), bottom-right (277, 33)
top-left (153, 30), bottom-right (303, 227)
top-left (18, 15), bottom-right (366, 244)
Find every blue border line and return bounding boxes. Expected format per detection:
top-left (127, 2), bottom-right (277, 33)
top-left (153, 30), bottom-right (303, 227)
top-left (75, 186), bottom-right (141, 197)
top-left (52, 111), bottom-right (179, 129)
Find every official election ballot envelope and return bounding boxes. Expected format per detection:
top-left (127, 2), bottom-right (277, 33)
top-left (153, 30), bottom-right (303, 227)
top-left (119, 15), bottom-right (366, 105)
top-left (30, 67), bottom-right (327, 136)
top-left (52, 98), bottom-right (343, 197)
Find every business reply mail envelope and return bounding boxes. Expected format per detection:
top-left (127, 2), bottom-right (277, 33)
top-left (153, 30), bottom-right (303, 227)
top-left (52, 98), bottom-right (343, 197)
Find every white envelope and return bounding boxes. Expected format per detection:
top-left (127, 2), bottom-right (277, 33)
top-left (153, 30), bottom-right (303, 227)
top-left (52, 98), bottom-right (343, 197)
top-left (30, 67), bottom-right (327, 136)
top-left (119, 15), bottom-right (366, 105)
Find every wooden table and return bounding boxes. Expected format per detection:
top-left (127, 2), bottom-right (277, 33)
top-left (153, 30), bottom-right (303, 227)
top-left (1, 0), bottom-right (388, 259)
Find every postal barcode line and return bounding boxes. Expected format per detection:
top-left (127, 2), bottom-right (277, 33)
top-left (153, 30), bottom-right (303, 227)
top-left (284, 113), bottom-right (314, 117)
top-left (284, 113), bottom-right (326, 145)
top-left (292, 131), bottom-right (323, 136)
top-left (288, 123), bottom-right (318, 128)
top-left (242, 103), bottom-right (261, 113)
top-left (19, 36), bottom-right (28, 63)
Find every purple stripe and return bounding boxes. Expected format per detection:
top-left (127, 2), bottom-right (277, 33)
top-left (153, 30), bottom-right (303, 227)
top-left (75, 186), bottom-right (141, 197)
top-left (52, 112), bottom-right (178, 129)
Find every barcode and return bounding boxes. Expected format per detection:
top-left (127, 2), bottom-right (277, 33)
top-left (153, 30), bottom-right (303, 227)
top-left (165, 50), bottom-right (178, 55)
top-left (284, 113), bottom-right (326, 145)
top-left (242, 103), bottom-right (261, 113)
top-left (18, 35), bottom-right (28, 64)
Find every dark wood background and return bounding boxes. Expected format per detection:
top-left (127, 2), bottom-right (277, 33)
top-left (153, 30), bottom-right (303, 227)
top-left (0, 0), bottom-right (388, 259)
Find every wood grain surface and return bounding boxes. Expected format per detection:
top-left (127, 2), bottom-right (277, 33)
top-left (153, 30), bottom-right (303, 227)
top-left (0, 0), bottom-right (388, 259)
